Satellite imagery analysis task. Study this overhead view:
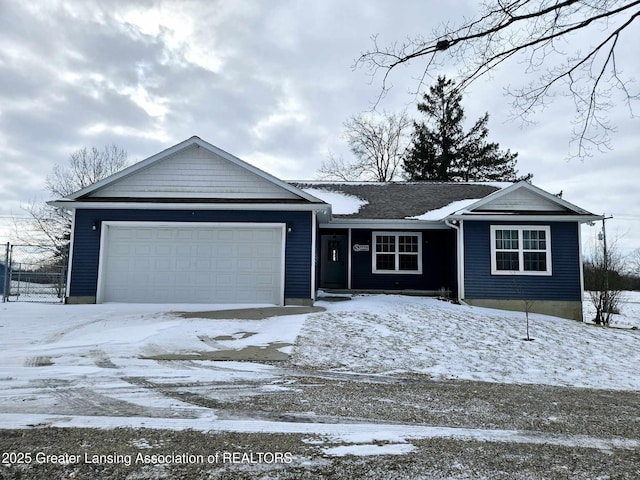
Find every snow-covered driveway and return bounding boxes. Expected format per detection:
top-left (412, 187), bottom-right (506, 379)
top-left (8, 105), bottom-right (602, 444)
top-left (0, 302), bottom-right (306, 423)
top-left (0, 293), bottom-right (638, 430)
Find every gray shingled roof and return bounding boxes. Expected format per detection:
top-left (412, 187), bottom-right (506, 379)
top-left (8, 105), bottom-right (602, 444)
top-left (290, 182), bottom-right (505, 219)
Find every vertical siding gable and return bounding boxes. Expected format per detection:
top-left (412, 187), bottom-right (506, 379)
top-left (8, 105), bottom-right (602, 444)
top-left (464, 221), bottom-right (581, 301)
top-left (90, 145), bottom-right (301, 200)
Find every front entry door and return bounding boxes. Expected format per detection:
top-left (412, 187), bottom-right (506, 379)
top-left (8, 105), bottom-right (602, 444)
top-left (320, 235), bottom-right (347, 289)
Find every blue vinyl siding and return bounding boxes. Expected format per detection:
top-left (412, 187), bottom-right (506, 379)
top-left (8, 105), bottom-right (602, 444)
top-left (349, 228), bottom-right (457, 293)
top-left (464, 221), bottom-right (581, 301)
top-left (70, 209), bottom-right (312, 300)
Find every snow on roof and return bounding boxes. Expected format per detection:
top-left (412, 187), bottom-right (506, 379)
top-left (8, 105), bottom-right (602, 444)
top-left (407, 198), bottom-right (484, 220)
top-left (302, 188), bottom-right (368, 215)
top-left (291, 182), bottom-right (503, 219)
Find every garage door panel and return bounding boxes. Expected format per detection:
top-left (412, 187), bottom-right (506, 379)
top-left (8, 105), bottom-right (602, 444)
top-left (133, 258), bottom-right (151, 270)
top-left (195, 259), bottom-right (212, 271)
top-left (100, 223), bottom-right (284, 304)
top-left (256, 274), bottom-right (276, 286)
top-left (213, 257), bottom-right (232, 270)
top-left (134, 229), bottom-right (154, 241)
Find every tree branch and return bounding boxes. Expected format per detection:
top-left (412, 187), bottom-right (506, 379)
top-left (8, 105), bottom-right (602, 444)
top-left (357, 0), bottom-right (640, 157)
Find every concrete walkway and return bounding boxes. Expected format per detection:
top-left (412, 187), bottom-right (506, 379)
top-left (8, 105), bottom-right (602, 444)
top-left (175, 305), bottom-right (325, 320)
top-left (145, 305), bottom-right (327, 361)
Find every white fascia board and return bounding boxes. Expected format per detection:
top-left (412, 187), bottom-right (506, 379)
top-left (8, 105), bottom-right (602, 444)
top-left (447, 213), bottom-right (604, 223)
top-left (66, 136), bottom-right (323, 204)
top-left (47, 200), bottom-right (331, 213)
top-left (67, 137), bottom-right (200, 199)
top-left (320, 219), bottom-right (449, 230)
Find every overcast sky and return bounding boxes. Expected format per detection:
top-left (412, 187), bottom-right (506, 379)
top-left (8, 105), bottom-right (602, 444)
top-left (1, 1), bottom-right (639, 255)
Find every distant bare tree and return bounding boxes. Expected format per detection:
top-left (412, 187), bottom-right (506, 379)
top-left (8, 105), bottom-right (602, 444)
top-left (14, 201), bottom-right (72, 259)
top-left (15, 145), bottom-right (128, 259)
top-left (318, 111), bottom-right (412, 181)
top-left (629, 247), bottom-right (640, 277)
top-left (357, 0), bottom-right (640, 158)
top-left (584, 235), bottom-right (624, 326)
top-left (316, 153), bottom-right (356, 182)
top-left (47, 145), bottom-right (128, 197)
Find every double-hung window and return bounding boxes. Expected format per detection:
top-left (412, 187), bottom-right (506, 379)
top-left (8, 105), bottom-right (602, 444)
top-left (490, 225), bottom-right (552, 275)
top-left (372, 232), bottom-right (422, 274)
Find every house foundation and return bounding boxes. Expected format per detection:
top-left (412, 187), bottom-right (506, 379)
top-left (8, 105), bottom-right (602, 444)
top-left (463, 299), bottom-right (583, 322)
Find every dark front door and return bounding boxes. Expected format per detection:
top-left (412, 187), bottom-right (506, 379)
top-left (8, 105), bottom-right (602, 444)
top-left (320, 235), bottom-right (347, 289)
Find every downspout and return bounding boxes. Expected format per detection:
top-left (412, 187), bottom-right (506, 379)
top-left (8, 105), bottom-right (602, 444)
top-left (444, 218), bottom-right (465, 304)
top-left (577, 223), bottom-right (585, 322)
top-left (64, 209), bottom-right (77, 302)
top-left (311, 210), bottom-right (317, 302)
top-left (347, 228), bottom-right (352, 290)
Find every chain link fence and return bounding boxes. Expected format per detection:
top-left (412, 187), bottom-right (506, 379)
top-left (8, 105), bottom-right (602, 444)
top-left (2, 243), bottom-right (68, 303)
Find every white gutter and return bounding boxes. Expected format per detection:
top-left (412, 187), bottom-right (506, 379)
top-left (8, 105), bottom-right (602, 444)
top-left (447, 214), bottom-right (604, 223)
top-left (48, 200), bottom-right (330, 214)
top-left (320, 219), bottom-right (448, 230)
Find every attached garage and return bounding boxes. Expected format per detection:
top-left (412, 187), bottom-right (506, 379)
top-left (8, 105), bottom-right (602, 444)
top-left (52, 137), bottom-right (327, 306)
top-left (97, 222), bottom-right (285, 304)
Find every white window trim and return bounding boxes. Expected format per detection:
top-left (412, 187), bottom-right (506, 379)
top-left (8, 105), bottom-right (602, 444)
top-left (490, 225), bottom-right (552, 276)
top-left (372, 231), bottom-right (423, 275)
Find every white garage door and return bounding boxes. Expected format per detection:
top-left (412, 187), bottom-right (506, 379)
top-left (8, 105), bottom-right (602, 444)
top-left (98, 222), bottom-right (285, 304)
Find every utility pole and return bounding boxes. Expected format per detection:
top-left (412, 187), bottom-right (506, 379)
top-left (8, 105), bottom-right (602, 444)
top-left (602, 216), bottom-right (609, 295)
top-left (600, 215), bottom-right (614, 323)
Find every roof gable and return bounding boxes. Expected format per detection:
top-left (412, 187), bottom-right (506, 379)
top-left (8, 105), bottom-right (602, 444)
top-left (462, 181), bottom-right (594, 215)
top-left (69, 137), bottom-right (321, 203)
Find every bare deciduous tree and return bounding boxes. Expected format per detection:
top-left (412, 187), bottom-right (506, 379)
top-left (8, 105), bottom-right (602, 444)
top-left (629, 247), bottom-right (640, 277)
top-left (584, 234), bottom-right (624, 326)
top-left (357, 0), bottom-right (640, 158)
top-left (15, 145), bottom-right (128, 259)
top-left (47, 145), bottom-right (128, 197)
top-left (316, 153), bottom-right (357, 182)
top-left (318, 111), bottom-right (412, 181)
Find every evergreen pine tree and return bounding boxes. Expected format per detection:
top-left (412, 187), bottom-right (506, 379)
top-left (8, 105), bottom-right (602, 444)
top-left (404, 76), bottom-right (530, 182)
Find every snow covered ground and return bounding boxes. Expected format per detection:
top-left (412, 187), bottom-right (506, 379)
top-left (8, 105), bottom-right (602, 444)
top-left (292, 292), bottom-right (640, 391)
top-left (0, 292), bottom-right (638, 436)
